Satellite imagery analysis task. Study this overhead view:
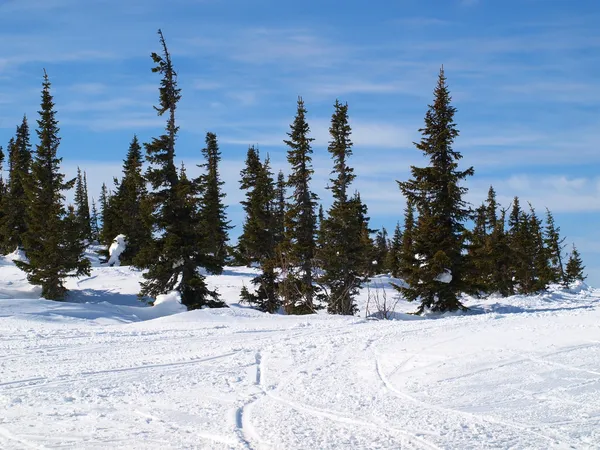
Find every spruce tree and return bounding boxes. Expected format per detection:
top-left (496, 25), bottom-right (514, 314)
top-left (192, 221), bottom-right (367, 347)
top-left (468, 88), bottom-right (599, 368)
top-left (373, 227), bottom-right (389, 275)
top-left (99, 182), bottom-right (119, 246)
top-left (397, 201), bottom-right (416, 282)
top-left (564, 245), bottom-right (586, 285)
top-left (316, 100), bottom-right (369, 315)
top-left (238, 151), bottom-right (280, 313)
top-left (111, 135), bottom-right (152, 265)
top-left (1, 116), bottom-right (32, 253)
top-left (15, 71), bottom-right (90, 300)
top-left (90, 199), bottom-right (100, 243)
top-left (273, 170), bottom-right (286, 247)
top-left (197, 132), bottom-right (231, 274)
top-left (488, 206), bottom-right (513, 296)
top-left (281, 97), bottom-right (318, 314)
top-left (465, 203), bottom-right (490, 295)
top-left (544, 208), bottom-right (566, 284)
top-left (386, 222), bottom-right (403, 278)
top-left (396, 67), bottom-right (474, 313)
top-left (136, 30), bottom-right (223, 309)
top-left (74, 167), bottom-right (92, 241)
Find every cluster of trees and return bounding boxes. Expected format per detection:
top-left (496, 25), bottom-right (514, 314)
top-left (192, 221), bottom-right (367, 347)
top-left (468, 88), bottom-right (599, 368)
top-left (0, 31), bottom-right (586, 314)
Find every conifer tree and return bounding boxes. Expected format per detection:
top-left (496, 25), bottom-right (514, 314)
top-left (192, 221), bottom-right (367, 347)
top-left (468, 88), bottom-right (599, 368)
top-left (465, 203), bottom-right (489, 294)
top-left (136, 30), bottom-right (223, 309)
top-left (397, 201), bottom-right (416, 282)
top-left (373, 227), bottom-right (389, 275)
top-left (316, 100), bottom-right (369, 315)
top-left (544, 208), bottom-right (566, 283)
top-left (99, 182), bottom-right (119, 246)
top-left (111, 135), bottom-right (152, 265)
top-left (15, 71), bottom-right (90, 300)
top-left (281, 97), bottom-right (318, 314)
top-left (90, 199), bottom-right (100, 243)
top-left (488, 206), bottom-right (513, 296)
top-left (197, 132), bottom-right (231, 274)
top-left (238, 151), bottom-right (280, 312)
top-left (273, 170), bottom-right (286, 246)
top-left (386, 222), bottom-right (403, 278)
top-left (74, 167), bottom-right (92, 240)
top-left (564, 244), bottom-right (586, 285)
top-left (395, 67), bottom-right (474, 313)
top-left (1, 116), bottom-right (32, 252)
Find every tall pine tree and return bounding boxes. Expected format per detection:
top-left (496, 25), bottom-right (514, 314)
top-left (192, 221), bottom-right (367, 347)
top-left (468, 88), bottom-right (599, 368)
top-left (15, 71), bottom-right (90, 300)
top-left (317, 100), bottom-right (369, 315)
top-left (281, 97), bottom-right (318, 314)
top-left (396, 67), bottom-right (474, 313)
top-left (74, 167), bottom-right (92, 241)
top-left (1, 116), bottom-right (32, 253)
top-left (564, 244), bottom-right (586, 285)
top-left (544, 208), bottom-right (566, 284)
top-left (197, 132), bottom-right (231, 274)
top-left (112, 135), bottom-right (152, 265)
top-left (136, 30), bottom-right (223, 309)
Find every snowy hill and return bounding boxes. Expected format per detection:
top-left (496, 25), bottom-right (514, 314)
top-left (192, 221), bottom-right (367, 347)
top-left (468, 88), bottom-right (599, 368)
top-left (1, 257), bottom-right (599, 449)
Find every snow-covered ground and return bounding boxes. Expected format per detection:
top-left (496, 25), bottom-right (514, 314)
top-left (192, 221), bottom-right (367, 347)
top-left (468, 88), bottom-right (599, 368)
top-left (1, 256), bottom-right (599, 449)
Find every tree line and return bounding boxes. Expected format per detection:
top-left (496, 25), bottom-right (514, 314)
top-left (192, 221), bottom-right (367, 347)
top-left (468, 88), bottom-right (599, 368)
top-left (0, 30), bottom-right (586, 314)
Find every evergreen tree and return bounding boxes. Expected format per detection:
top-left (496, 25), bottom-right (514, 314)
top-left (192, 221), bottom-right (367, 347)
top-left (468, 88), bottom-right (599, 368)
top-left (15, 71), bottom-right (90, 300)
top-left (238, 152), bottom-right (280, 313)
top-left (1, 116), bottom-right (32, 252)
top-left (386, 222), bottom-right (403, 278)
top-left (373, 227), bottom-right (389, 275)
top-left (465, 203), bottom-right (489, 294)
top-left (397, 201), bottom-right (416, 282)
top-left (564, 244), bottom-right (586, 285)
top-left (90, 199), bottom-right (100, 243)
top-left (136, 30), bottom-right (223, 309)
top-left (273, 170), bottom-right (286, 246)
top-left (544, 208), bottom-right (566, 284)
top-left (316, 100), bottom-right (369, 315)
top-left (488, 206), bottom-right (513, 296)
top-left (395, 67), bottom-right (474, 313)
top-left (74, 167), bottom-right (92, 240)
top-left (111, 135), bottom-right (152, 265)
top-left (99, 182), bottom-right (119, 246)
top-left (281, 97), bottom-right (318, 314)
top-left (197, 132), bottom-right (231, 274)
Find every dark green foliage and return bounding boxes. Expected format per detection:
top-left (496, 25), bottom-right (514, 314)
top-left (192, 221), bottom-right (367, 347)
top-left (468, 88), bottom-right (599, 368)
top-left (1, 116), bottom-right (32, 252)
top-left (237, 148), bottom-right (280, 313)
top-left (273, 170), bottom-right (286, 247)
top-left (397, 201), bottom-right (416, 282)
top-left (509, 202), bottom-right (551, 294)
top-left (488, 206), bottom-right (513, 296)
top-left (136, 30), bottom-right (223, 310)
top-left (386, 222), bottom-right (402, 278)
top-left (465, 203), bottom-right (490, 295)
top-left (544, 208), bottom-right (566, 284)
top-left (15, 71), bottom-right (90, 300)
top-left (110, 135), bottom-right (152, 265)
top-left (197, 132), bottom-right (231, 274)
top-left (373, 227), bottom-right (389, 275)
top-left (316, 100), bottom-right (369, 315)
top-left (90, 199), bottom-right (100, 243)
top-left (99, 182), bottom-right (119, 246)
top-left (281, 97), bottom-right (319, 314)
top-left (395, 67), bottom-right (474, 313)
top-left (74, 168), bottom-right (92, 241)
top-left (564, 245), bottom-right (586, 285)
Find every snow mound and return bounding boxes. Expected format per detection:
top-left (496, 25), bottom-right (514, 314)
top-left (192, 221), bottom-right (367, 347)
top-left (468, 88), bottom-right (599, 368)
top-left (107, 234), bottom-right (127, 267)
top-left (152, 291), bottom-right (187, 315)
top-left (0, 247), bottom-right (28, 265)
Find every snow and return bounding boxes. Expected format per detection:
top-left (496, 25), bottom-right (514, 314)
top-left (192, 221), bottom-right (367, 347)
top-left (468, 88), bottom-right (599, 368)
top-left (106, 234), bottom-right (127, 267)
top-left (434, 269), bottom-right (453, 284)
top-left (1, 257), bottom-right (600, 449)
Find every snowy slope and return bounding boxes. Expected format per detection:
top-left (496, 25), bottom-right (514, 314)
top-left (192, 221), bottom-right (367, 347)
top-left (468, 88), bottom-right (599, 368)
top-left (1, 259), bottom-right (599, 449)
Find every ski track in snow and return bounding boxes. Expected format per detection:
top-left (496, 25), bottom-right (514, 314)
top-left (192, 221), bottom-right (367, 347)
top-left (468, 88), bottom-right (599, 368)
top-left (1, 264), bottom-right (600, 449)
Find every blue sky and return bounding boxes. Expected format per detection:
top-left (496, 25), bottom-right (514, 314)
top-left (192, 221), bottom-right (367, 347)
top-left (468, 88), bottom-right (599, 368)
top-left (0, 0), bottom-right (599, 284)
